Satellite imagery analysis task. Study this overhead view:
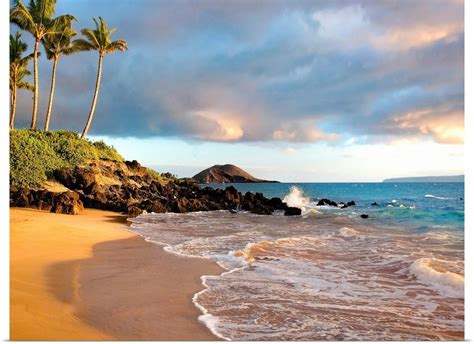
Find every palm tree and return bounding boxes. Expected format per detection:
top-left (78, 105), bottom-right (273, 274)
top-left (10, 0), bottom-right (74, 129)
top-left (10, 32), bottom-right (34, 129)
top-left (74, 17), bottom-right (128, 139)
top-left (42, 17), bottom-right (80, 131)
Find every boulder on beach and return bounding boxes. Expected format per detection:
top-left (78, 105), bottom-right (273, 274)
top-left (10, 187), bottom-right (84, 215)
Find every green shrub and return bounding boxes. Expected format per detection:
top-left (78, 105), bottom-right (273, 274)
top-left (145, 167), bottom-right (165, 185)
top-left (47, 130), bottom-right (98, 164)
top-left (92, 140), bottom-right (124, 161)
top-left (160, 172), bottom-right (177, 180)
top-left (10, 129), bottom-right (124, 188)
top-left (10, 130), bottom-right (65, 188)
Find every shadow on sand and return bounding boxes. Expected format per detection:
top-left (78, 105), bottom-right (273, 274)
top-left (45, 236), bottom-right (222, 340)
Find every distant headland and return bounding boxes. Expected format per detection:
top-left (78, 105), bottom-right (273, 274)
top-left (383, 175), bottom-right (464, 183)
top-left (193, 164), bottom-right (279, 184)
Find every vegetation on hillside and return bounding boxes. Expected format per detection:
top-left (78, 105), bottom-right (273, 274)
top-left (10, 129), bottom-right (123, 188)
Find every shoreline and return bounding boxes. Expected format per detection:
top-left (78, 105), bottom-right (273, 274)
top-left (10, 207), bottom-right (224, 340)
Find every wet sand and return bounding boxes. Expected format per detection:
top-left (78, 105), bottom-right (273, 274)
top-left (10, 208), bottom-right (223, 340)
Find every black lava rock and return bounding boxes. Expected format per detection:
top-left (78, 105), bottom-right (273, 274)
top-left (284, 207), bottom-right (302, 216)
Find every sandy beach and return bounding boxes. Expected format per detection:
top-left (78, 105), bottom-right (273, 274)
top-left (10, 208), bottom-right (223, 340)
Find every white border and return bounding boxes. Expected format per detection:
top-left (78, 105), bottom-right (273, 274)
top-left (1, 0), bottom-right (10, 341)
top-left (1, 1), bottom-right (471, 343)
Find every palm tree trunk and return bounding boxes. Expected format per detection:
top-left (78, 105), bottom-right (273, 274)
top-left (31, 37), bottom-right (40, 129)
top-left (44, 57), bottom-right (59, 131)
top-left (81, 54), bottom-right (103, 139)
top-left (10, 84), bottom-right (17, 129)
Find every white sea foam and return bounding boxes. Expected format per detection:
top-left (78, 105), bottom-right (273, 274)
top-left (302, 208), bottom-right (321, 217)
top-left (409, 258), bottom-right (464, 299)
top-left (338, 227), bottom-right (359, 237)
top-left (397, 204), bottom-right (415, 209)
top-left (193, 275), bottom-right (232, 341)
top-left (283, 186), bottom-right (310, 208)
top-left (424, 194), bottom-right (452, 200)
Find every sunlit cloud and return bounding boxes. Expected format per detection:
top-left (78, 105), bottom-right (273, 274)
top-left (272, 120), bottom-right (339, 143)
top-left (386, 108), bottom-right (464, 144)
top-left (191, 110), bottom-right (244, 141)
top-left (371, 25), bottom-right (462, 51)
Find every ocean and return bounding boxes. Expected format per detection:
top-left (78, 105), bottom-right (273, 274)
top-left (128, 182), bottom-right (464, 340)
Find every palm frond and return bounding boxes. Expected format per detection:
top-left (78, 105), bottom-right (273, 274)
top-left (62, 44), bottom-right (81, 55)
top-left (29, 0), bottom-right (57, 23)
top-left (10, 1), bottom-right (36, 34)
top-left (17, 80), bottom-right (34, 91)
top-left (20, 52), bottom-right (36, 65)
top-left (79, 17), bottom-right (128, 55)
top-left (80, 28), bottom-right (100, 49)
top-left (10, 63), bottom-right (34, 91)
top-left (105, 39), bottom-right (128, 53)
top-left (12, 0), bottom-right (60, 39)
top-left (45, 14), bottom-right (76, 35)
top-left (72, 38), bottom-right (96, 52)
top-left (10, 31), bottom-right (36, 67)
top-left (10, 32), bottom-right (27, 62)
top-left (42, 14), bottom-right (77, 59)
top-left (17, 67), bottom-right (32, 78)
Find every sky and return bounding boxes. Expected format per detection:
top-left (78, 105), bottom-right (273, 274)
top-left (11, 0), bottom-right (464, 182)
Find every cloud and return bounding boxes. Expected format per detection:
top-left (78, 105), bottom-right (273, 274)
top-left (189, 110), bottom-right (244, 141)
top-left (272, 120), bottom-right (339, 142)
top-left (384, 108), bottom-right (464, 144)
top-left (12, 0), bottom-right (463, 145)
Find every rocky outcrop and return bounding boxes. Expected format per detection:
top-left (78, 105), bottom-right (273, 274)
top-left (193, 164), bottom-right (278, 183)
top-left (11, 160), bottom-right (297, 217)
top-left (10, 186), bottom-right (84, 215)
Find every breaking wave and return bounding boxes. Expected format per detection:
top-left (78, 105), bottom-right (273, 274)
top-left (409, 258), bottom-right (464, 299)
top-left (283, 186), bottom-right (310, 208)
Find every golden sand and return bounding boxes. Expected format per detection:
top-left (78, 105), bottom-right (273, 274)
top-left (10, 208), bottom-right (223, 340)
